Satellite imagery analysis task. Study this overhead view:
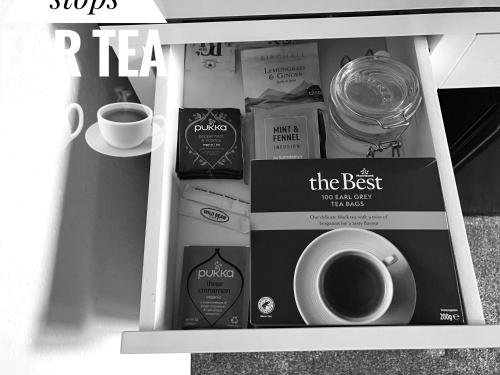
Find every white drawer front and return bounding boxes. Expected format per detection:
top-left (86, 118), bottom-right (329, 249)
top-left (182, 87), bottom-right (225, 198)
top-left (122, 325), bottom-right (500, 354)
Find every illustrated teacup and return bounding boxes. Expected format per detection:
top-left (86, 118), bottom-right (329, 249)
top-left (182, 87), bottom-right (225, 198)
top-left (317, 249), bottom-right (397, 324)
top-left (97, 102), bottom-right (155, 149)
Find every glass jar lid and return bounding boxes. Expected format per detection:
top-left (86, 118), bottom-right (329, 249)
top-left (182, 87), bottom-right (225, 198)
top-left (329, 55), bottom-right (422, 139)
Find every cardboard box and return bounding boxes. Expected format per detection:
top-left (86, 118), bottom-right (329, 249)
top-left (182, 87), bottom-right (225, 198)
top-left (250, 158), bottom-right (465, 327)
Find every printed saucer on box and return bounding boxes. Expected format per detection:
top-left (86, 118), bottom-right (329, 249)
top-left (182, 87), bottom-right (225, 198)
top-left (294, 227), bottom-right (417, 326)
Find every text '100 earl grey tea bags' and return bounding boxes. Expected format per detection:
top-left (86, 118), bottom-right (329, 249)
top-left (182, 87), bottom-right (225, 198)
top-left (178, 246), bottom-right (250, 329)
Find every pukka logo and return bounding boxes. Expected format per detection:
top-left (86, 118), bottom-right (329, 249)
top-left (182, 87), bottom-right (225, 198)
top-left (309, 170), bottom-right (383, 191)
top-left (194, 118), bottom-right (227, 133)
top-left (197, 260), bottom-right (235, 279)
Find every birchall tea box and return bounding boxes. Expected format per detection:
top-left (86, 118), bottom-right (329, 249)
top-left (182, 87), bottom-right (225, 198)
top-left (250, 158), bottom-right (465, 327)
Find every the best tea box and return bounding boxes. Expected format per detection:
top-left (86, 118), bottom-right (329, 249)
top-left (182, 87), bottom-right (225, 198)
top-left (250, 158), bottom-right (465, 327)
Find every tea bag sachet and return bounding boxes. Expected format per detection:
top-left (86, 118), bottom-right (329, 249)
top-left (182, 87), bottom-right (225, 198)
top-left (183, 185), bottom-right (250, 217)
top-left (185, 43), bottom-right (236, 74)
top-left (253, 102), bottom-right (324, 160)
top-left (179, 199), bottom-right (250, 233)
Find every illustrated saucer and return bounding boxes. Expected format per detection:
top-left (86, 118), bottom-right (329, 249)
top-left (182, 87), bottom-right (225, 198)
top-left (294, 228), bottom-right (416, 326)
top-left (85, 122), bottom-right (164, 157)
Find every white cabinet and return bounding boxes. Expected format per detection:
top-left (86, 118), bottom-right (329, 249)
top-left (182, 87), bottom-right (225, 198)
top-left (431, 33), bottom-right (500, 88)
top-left (97, 6), bottom-right (500, 354)
top-left (156, 0), bottom-right (500, 20)
top-left (114, 27), bottom-right (500, 352)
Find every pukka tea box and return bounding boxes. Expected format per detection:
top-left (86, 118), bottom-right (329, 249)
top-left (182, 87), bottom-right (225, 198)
top-left (177, 108), bottom-right (243, 179)
top-left (178, 246), bottom-right (250, 329)
top-left (250, 158), bottom-right (465, 327)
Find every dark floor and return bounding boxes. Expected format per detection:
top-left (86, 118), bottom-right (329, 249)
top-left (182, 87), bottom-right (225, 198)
top-left (454, 136), bottom-right (500, 215)
top-left (192, 216), bottom-right (500, 375)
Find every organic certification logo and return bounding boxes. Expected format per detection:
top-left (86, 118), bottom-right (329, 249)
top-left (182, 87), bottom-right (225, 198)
top-left (258, 296), bottom-right (275, 315)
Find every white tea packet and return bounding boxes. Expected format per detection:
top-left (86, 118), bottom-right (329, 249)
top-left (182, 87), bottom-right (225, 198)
top-left (183, 185), bottom-right (250, 217)
top-left (185, 43), bottom-right (236, 74)
top-left (179, 199), bottom-right (250, 233)
top-left (253, 102), bottom-right (325, 160)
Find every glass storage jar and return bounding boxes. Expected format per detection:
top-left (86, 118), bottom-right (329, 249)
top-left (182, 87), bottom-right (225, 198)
top-left (328, 55), bottom-right (422, 157)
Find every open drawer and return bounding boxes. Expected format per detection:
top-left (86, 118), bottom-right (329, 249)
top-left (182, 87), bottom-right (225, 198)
top-left (121, 34), bottom-right (500, 354)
